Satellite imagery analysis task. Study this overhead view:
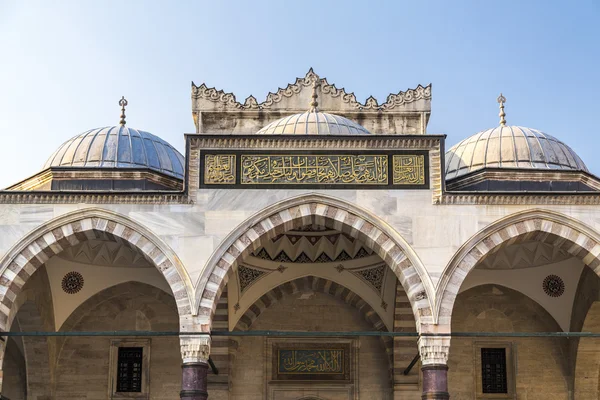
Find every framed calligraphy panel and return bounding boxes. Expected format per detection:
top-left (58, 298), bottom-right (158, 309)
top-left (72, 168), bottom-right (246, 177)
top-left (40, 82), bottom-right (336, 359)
top-left (200, 150), bottom-right (429, 189)
top-left (271, 342), bottom-right (352, 382)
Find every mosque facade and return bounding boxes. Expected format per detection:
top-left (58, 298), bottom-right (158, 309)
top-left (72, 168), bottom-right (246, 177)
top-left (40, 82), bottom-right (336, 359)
top-left (0, 69), bottom-right (599, 400)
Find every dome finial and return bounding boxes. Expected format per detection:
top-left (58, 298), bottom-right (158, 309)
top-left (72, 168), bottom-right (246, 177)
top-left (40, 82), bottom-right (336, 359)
top-left (119, 96), bottom-right (128, 126)
top-left (310, 76), bottom-right (320, 112)
top-left (497, 93), bottom-right (506, 126)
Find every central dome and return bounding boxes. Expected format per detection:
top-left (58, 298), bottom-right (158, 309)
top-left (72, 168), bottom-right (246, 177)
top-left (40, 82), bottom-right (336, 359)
top-left (256, 110), bottom-right (371, 135)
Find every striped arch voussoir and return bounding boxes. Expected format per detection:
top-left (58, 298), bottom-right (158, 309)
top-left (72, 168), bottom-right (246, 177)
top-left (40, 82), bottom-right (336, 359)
top-left (0, 215), bottom-right (192, 332)
top-left (438, 215), bottom-right (600, 326)
top-left (199, 201), bottom-right (431, 333)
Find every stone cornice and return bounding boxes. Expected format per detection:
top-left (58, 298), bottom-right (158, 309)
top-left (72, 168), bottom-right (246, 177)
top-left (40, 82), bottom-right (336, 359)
top-left (0, 192), bottom-right (189, 204)
top-left (187, 134), bottom-right (444, 150)
top-left (441, 193), bottom-right (600, 205)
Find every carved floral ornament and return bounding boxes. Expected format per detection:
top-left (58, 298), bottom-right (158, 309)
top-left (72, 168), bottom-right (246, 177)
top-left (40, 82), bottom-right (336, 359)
top-left (191, 68), bottom-right (431, 111)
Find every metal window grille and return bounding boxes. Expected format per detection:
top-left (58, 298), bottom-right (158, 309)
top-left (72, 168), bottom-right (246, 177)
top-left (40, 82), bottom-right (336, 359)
top-left (117, 347), bottom-right (143, 392)
top-left (481, 348), bottom-right (507, 394)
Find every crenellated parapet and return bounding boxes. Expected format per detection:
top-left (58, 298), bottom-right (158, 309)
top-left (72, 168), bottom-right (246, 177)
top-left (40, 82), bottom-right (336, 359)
top-left (191, 68), bottom-right (431, 134)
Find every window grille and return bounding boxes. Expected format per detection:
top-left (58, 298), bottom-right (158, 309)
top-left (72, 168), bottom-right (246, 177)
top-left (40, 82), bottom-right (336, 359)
top-left (481, 348), bottom-right (507, 393)
top-left (117, 347), bottom-right (143, 392)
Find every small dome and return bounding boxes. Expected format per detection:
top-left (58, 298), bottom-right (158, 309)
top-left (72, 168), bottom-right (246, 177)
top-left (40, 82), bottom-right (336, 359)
top-left (445, 126), bottom-right (588, 180)
top-left (43, 126), bottom-right (185, 179)
top-left (256, 110), bottom-right (371, 135)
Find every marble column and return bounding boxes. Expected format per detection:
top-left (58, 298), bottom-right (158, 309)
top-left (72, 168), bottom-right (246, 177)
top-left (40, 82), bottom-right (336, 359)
top-left (180, 335), bottom-right (211, 400)
top-left (418, 335), bottom-right (450, 400)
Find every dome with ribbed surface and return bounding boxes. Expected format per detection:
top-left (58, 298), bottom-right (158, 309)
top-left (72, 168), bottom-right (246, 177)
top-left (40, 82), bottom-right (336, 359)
top-left (256, 110), bottom-right (371, 135)
top-left (43, 126), bottom-right (185, 179)
top-left (445, 126), bottom-right (588, 180)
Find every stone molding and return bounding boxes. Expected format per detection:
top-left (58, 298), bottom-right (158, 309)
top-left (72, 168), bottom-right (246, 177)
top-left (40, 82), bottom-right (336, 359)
top-left (441, 193), bottom-right (600, 205)
top-left (435, 209), bottom-right (600, 326)
top-left (191, 68), bottom-right (431, 112)
top-left (0, 208), bottom-right (195, 331)
top-left (0, 192), bottom-right (188, 205)
top-left (180, 334), bottom-right (211, 363)
top-left (418, 336), bottom-right (451, 366)
top-left (195, 193), bottom-right (434, 333)
top-left (188, 135), bottom-right (443, 150)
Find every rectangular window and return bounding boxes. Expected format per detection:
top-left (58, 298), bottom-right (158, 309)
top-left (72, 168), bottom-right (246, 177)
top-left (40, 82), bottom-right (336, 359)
top-left (117, 347), bottom-right (143, 392)
top-left (481, 348), bottom-right (507, 394)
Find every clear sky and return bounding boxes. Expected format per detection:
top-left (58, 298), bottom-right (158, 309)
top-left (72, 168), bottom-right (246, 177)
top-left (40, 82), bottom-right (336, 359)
top-left (0, 0), bottom-right (598, 188)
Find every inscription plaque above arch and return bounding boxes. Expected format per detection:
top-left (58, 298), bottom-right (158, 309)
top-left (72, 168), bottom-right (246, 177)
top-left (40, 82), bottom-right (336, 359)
top-left (201, 150), bottom-right (429, 189)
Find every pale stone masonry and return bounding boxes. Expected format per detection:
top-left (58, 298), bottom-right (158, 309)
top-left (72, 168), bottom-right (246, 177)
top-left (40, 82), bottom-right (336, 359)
top-left (0, 70), bottom-right (599, 399)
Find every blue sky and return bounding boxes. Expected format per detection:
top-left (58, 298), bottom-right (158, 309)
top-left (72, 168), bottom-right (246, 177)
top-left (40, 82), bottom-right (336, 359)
top-left (0, 0), bottom-right (598, 188)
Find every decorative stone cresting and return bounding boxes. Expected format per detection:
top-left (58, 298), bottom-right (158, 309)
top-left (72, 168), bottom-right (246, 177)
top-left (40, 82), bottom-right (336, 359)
top-left (418, 335), bottom-right (451, 366)
top-left (196, 195), bottom-right (434, 334)
top-left (180, 335), bottom-right (211, 364)
top-left (436, 210), bottom-right (600, 327)
top-left (192, 68), bottom-right (431, 112)
top-left (0, 209), bottom-right (194, 333)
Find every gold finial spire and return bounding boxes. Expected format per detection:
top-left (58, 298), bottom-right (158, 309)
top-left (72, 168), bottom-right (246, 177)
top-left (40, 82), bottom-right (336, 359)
top-left (309, 77), bottom-right (320, 111)
top-left (497, 93), bottom-right (506, 126)
top-left (119, 96), bottom-right (128, 126)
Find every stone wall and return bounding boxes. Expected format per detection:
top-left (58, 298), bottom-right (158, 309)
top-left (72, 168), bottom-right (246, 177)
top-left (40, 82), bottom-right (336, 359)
top-left (230, 290), bottom-right (391, 400)
top-left (53, 282), bottom-right (181, 400)
top-left (2, 337), bottom-right (26, 400)
top-left (448, 284), bottom-right (569, 400)
top-left (2, 266), bottom-right (55, 399)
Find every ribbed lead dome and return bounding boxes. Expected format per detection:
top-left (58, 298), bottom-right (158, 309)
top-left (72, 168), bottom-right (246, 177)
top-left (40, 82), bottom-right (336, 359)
top-left (43, 126), bottom-right (185, 179)
top-left (256, 110), bottom-right (371, 135)
top-left (445, 126), bottom-right (588, 180)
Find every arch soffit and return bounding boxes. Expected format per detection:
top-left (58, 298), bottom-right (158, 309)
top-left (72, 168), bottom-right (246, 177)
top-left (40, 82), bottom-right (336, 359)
top-left (437, 209), bottom-right (600, 326)
top-left (234, 275), bottom-right (391, 332)
top-left (0, 207), bottom-right (194, 331)
top-left (195, 193), bottom-right (434, 331)
top-left (58, 281), bottom-right (176, 333)
top-left (454, 283), bottom-right (563, 331)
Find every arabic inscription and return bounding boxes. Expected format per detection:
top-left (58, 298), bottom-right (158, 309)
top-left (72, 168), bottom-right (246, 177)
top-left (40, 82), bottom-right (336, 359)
top-left (278, 349), bottom-right (344, 374)
top-left (204, 155), bottom-right (236, 184)
top-left (241, 155), bottom-right (388, 185)
top-left (393, 155), bottom-right (425, 185)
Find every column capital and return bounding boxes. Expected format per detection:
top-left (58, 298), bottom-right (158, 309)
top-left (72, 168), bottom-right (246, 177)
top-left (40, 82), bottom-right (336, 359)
top-left (418, 335), bottom-right (450, 366)
top-left (180, 334), bottom-right (211, 364)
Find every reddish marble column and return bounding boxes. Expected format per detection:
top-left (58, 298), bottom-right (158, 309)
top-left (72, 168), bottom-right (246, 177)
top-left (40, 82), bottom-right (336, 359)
top-left (180, 362), bottom-right (209, 400)
top-left (421, 364), bottom-right (449, 400)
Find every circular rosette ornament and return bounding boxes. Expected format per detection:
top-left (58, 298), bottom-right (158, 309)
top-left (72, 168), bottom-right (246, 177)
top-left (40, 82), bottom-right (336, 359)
top-left (61, 271), bottom-right (84, 294)
top-left (542, 275), bottom-right (564, 298)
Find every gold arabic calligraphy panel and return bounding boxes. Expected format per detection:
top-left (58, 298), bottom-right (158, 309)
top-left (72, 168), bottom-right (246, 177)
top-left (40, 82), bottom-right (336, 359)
top-left (278, 349), bottom-right (344, 375)
top-left (200, 151), bottom-right (429, 188)
top-left (393, 155), bottom-right (425, 185)
top-left (271, 342), bottom-right (351, 381)
top-left (204, 154), bottom-right (236, 184)
top-left (241, 154), bottom-right (388, 185)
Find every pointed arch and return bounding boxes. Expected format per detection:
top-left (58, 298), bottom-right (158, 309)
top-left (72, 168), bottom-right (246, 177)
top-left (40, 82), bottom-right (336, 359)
top-left (0, 208), bottom-right (194, 332)
top-left (232, 275), bottom-right (394, 375)
top-left (195, 193), bottom-right (434, 332)
top-left (234, 275), bottom-right (388, 332)
top-left (436, 209), bottom-right (600, 327)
